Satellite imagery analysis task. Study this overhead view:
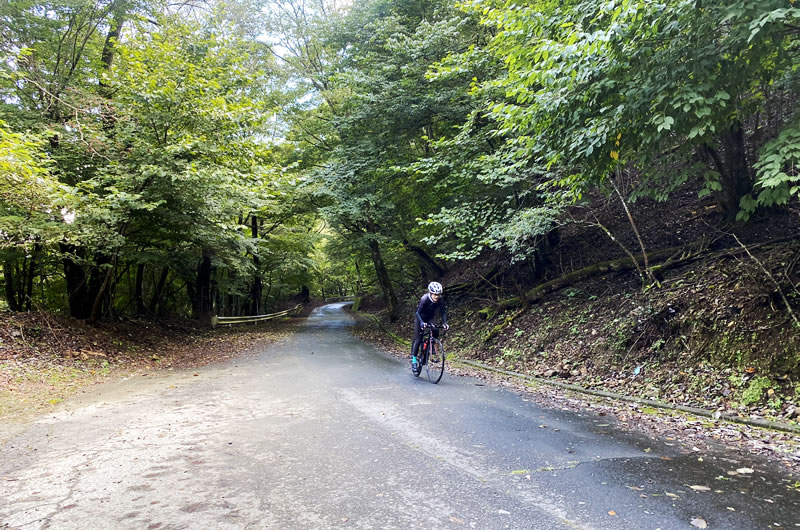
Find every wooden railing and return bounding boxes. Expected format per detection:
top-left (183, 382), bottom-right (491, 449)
top-left (210, 304), bottom-right (303, 328)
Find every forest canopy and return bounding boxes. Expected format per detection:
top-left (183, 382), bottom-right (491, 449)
top-left (1, 0), bottom-right (798, 322)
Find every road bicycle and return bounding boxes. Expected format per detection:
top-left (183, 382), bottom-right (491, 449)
top-left (412, 324), bottom-right (446, 384)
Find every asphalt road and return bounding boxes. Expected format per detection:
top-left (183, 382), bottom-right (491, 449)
top-left (1, 303), bottom-right (798, 529)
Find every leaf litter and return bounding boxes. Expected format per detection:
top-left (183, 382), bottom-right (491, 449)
top-left (0, 311), bottom-right (305, 425)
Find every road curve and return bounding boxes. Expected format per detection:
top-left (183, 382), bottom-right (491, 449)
top-left (1, 303), bottom-right (798, 529)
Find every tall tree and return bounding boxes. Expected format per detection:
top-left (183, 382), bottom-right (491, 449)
top-left (460, 0), bottom-right (800, 221)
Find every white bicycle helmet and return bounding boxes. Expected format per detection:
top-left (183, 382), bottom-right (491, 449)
top-left (428, 281), bottom-right (443, 295)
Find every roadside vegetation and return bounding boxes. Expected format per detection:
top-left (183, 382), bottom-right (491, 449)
top-left (1, 0), bottom-right (799, 439)
top-left (0, 310), bottom-right (306, 424)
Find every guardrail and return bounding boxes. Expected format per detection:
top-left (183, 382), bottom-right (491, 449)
top-left (323, 296), bottom-right (356, 303)
top-left (210, 304), bottom-right (303, 328)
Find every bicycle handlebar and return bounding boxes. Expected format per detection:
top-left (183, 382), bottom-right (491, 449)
top-left (422, 323), bottom-right (448, 336)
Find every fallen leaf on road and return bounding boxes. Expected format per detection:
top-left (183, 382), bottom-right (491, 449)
top-left (608, 511), bottom-right (616, 516)
top-left (690, 485), bottom-right (711, 492)
top-left (449, 516), bottom-right (465, 524)
top-left (690, 517), bottom-right (708, 528)
top-left (736, 467), bottom-right (754, 474)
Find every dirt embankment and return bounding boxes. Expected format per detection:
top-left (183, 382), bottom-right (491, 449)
top-left (0, 310), bottom-right (308, 425)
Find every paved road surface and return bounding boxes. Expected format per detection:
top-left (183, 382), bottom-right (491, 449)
top-left (1, 303), bottom-right (798, 529)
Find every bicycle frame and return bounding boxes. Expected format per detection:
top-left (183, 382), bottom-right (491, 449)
top-left (417, 324), bottom-right (446, 384)
top-left (419, 325), bottom-right (445, 363)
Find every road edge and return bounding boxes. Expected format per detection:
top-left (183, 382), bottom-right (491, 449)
top-left (354, 308), bottom-right (800, 436)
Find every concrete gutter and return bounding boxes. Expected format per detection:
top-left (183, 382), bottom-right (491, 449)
top-left (455, 359), bottom-right (800, 436)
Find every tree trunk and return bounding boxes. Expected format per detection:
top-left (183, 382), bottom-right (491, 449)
top-left (193, 249), bottom-right (213, 324)
top-left (24, 245), bottom-right (40, 311)
top-left (99, 4), bottom-right (125, 102)
top-left (86, 253), bottom-right (112, 321)
top-left (403, 239), bottom-right (445, 281)
top-left (366, 233), bottom-right (399, 321)
top-left (3, 259), bottom-right (21, 312)
top-left (354, 260), bottom-right (363, 293)
top-left (251, 276), bottom-right (264, 314)
top-left (89, 258), bottom-right (116, 322)
top-left (250, 215), bottom-right (262, 315)
top-left (135, 263), bottom-right (147, 315)
top-left (61, 244), bottom-right (92, 319)
top-left (17, 257), bottom-right (27, 310)
top-left (703, 122), bottom-right (752, 220)
top-left (719, 121), bottom-right (752, 220)
top-left (149, 266), bottom-right (169, 315)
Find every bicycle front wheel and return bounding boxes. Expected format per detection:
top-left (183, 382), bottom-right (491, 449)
top-left (425, 338), bottom-right (445, 384)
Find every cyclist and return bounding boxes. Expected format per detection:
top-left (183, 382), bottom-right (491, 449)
top-left (411, 281), bottom-right (449, 372)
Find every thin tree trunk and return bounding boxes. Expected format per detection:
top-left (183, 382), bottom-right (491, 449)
top-left (99, 4), bottom-right (125, 102)
top-left (86, 253), bottom-right (112, 320)
top-left (149, 266), bottom-right (169, 315)
top-left (610, 174), bottom-right (656, 286)
top-left (24, 245), bottom-right (40, 312)
top-left (225, 268), bottom-right (235, 316)
top-left (135, 263), bottom-right (147, 315)
top-left (17, 258), bottom-right (27, 310)
top-left (89, 259), bottom-right (116, 322)
top-left (719, 121), bottom-right (752, 219)
top-left (354, 260), bottom-right (363, 293)
top-left (366, 231), bottom-right (399, 321)
top-left (3, 259), bottom-right (21, 312)
top-left (250, 215), bottom-right (262, 315)
top-left (403, 239), bottom-right (445, 281)
top-left (61, 243), bottom-right (92, 319)
top-left (194, 249), bottom-right (213, 324)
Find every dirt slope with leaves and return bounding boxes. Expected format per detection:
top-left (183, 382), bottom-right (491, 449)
top-left (0, 310), bottom-right (309, 430)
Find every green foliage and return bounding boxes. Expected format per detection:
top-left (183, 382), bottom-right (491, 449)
top-left (459, 0), bottom-right (800, 218)
top-left (0, 0), bottom-right (321, 318)
top-left (745, 119), bottom-right (800, 217)
top-left (0, 122), bottom-right (66, 250)
top-left (740, 376), bottom-right (773, 406)
top-left (497, 346), bottom-right (523, 368)
top-left (3, 0), bottom-right (799, 319)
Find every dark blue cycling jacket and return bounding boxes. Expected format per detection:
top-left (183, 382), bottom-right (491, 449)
top-left (415, 293), bottom-right (447, 326)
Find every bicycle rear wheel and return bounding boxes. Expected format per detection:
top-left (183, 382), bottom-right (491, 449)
top-left (425, 338), bottom-right (445, 384)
